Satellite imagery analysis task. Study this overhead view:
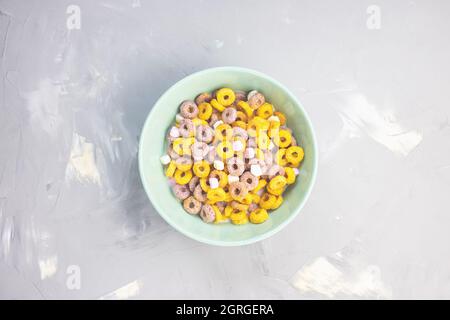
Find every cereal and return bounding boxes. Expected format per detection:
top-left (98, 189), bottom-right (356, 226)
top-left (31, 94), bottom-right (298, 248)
top-left (183, 196), bottom-right (202, 214)
top-left (180, 100), bottom-right (199, 119)
top-left (173, 184), bottom-right (190, 200)
top-left (159, 87), bottom-right (304, 225)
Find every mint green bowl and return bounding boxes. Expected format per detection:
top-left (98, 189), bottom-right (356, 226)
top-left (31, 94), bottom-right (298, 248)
top-left (139, 67), bottom-right (317, 246)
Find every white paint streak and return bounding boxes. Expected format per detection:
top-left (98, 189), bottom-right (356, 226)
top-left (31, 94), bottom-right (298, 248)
top-left (65, 133), bottom-right (101, 185)
top-left (291, 257), bottom-right (392, 299)
top-left (38, 256), bottom-right (58, 279)
top-left (336, 94), bottom-right (423, 156)
top-left (99, 280), bottom-right (141, 300)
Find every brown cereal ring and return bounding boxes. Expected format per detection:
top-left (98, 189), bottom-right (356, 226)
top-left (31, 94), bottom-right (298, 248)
top-left (195, 125), bottom-right (213, 144)
top-left (232, 127), bottom-right (248, 140)
top-left (222, 107), bottom-right (237, 124)
top-left (267, 164), bottom-right (285, 178)
top-left (183, 196), bottom-right (202, 214)
top-left (247, 138), bottom-right (257, 148)
top-left (191, 141), bottom-right (209, 160)
top-left (195, 92), bottom-right (212, 105)
top-left (240, 171), bottom-right (259, 191)
top-left (200, 204), bottom-right (215, 223)
top-left (188, 176), bottom-right (199, 192)
top-left (194, 184), bottom-right (207, 202)
top-left (180, 100), bottom-right (198, 119)
top-left (248, 92), bottom-right (265, 109)
top-left (179, 119), bottom-right (194, 137)
top-left (229, 181), bottom-right (248, 199)
top-left (227, 157), bottom-right (245, 176)
top-left (172, 184), bottom-right (190, 200)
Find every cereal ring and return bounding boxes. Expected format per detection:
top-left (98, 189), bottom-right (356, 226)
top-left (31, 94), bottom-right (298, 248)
top-left (209, 112), bottom-right (220, 126)
top-left (215, 123), bottom-right (233, 141)
top-left (247, 138), bottom-right (257, 148)
top-left (188, 176), bottom-right (199, 192)
top-left (240, 172), bottom-right (259, 191)
top-left (274, 111), bottom-right (286, 125)
top-left (269, 175), bottom-right (287, 190)
top-left (253, 179), bottom-right (267, 193)
top-left (200, 177), bottom-right (211, 192)
top-left (267, 164), bottom-right (285, 178)
top-left (227, 157), bottom-right (245, 176)
top-left (267, 184), bottom-right (284, 196)
top-left (273, 129), bottom-right (292, 148)
top-left (264, 150), bottom-right (274, 167)
top-left (191, 141), bottom-right (209, 160)
top-left (216, 88), bottom-right (235, 106)
top-left (210, 98), bottom-right (225, 112)
top-left (200, 204), bottom-right (215, 223)
top-left (222, 107), bottom-right (237, 124)
top-left (196, 125), bottom-right (214, 143)
top-left (234, 90), bottom-right (247, 104)
top-left (286, 146), bottom-right (304, 164)
top-left (230, 211), bottom-right (248, 225)
top-left (180, 100), bottom-right (198, 119)
top-left (232, 127), bottom-right (248, 140)
top-left (237, 101), bottom-right (253, 118)
top-left (179, 119), bottom-right (195, 137)
top-left (260, 193), bottom-right (276, 209)
top-left (268, 121), bottom-right (280, 138)
top-left (193, 160), bottom-right (211, 178)
top-left (256, 103), bottom-right (274, 119)
top-left (165, 161), bottom-right (176, 177)
top-left (183, 196), bottom-right (202, 214)
top-left (229, 181), bottom-right (248, 200)
top-left (167, 146), bottom-right (180, 160)
top-left (271, 195), bottom-right (283, 209)
top-left (235, 111), bottom-right (247, 122)
top-left (257, 132), bottom-right (270, 150)
top-left (194, 184), bottom-right (207, 202)
top-left (250, 193), bottom-right (260, 204)
top-left (284, 167), bottom-right (296, 184)
top-left (174, 169), bottom-right (192, 185)
top-left (209, 170), bottom-right (228, 188)
top-left (172, 184), bottom-right (190, 200)
top-left (248, 91), bottom-right (265, 109)
top-left (195, 92), bottom-right (212, 105)
top-left (275, 149), bottom-right (288, 166)
top-left (232, 120), bottom-right (246, 130)
top-left (216, 141), bottom-right (234, 160)
top-left (198, 102), bottom-right (213, 120)
top-left (175, 157), bottom-right (193, 171)
top-left (230, 201), bottom-right (249, 212)
top-left (207, 188), bottom-right (226, 202)
top-left (249, 208), bottom-right (269, 224)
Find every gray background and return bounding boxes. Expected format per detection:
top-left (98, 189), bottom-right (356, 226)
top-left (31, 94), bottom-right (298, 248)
top-left (1, 0), bottom-right (450, 299)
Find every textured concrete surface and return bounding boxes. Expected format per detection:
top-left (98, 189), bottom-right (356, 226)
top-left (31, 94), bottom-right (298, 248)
top-left (1, 0), bottom-right (450, 299)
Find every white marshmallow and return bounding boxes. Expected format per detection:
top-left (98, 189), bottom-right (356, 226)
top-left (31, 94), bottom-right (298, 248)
top-left (213, 120), bottom-right (223, 129)
top-left (293, 168), bottom-right (300, 176)
top-left (175, 113), bottom-right (184, 123)
top-left (209, 178), bottom-right (219, 189)
top-left (160, 154), bottom-right (171, 165)
top-left (213, 160), bottom-right (224, 170)
top-left (268, 115), bottom-right (280, 122)
top-left (250, 164), bottom-right (263, 177)
top-left (245, 148), bottom-right (255, 159)
top-left (247, 90), bottom-right (258, 101)
top-left (169, 126), bottom-right (180, 138)
top-left (227, 175), bottom-right (239, 184)
top-left (232, 140), bottom-right (243, 152)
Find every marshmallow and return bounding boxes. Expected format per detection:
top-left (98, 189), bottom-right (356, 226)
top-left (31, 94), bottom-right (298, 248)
top-left (213, 160), bottom-right (224, 170)
top-left (160, 154), bottom-right (171, 165)
top-left (175, 113), bottom-right (184, 123)
top-left (268, 115), bottom-right (280, 122)
top-left (293, 168), bottom-right (300, 176)
top-left (232, 140), bottom-right (244, 152)
top-left (245, 148), bottom-right (255, 159)
top-left (169, 126), bottom-right (180, 138)
top-left (227, 175), bottom-right (239, 184)
top-left (250, 164), bottom-right (263, 177)
top-left (209, 178), bottom-right (219, 189)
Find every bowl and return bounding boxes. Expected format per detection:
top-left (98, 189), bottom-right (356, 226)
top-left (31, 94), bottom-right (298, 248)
top-left (138, 67), bottom-right (318, 246)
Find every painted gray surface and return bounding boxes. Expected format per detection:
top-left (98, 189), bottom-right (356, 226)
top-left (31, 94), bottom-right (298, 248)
top-left (1, 0), bottom-right (449, 299)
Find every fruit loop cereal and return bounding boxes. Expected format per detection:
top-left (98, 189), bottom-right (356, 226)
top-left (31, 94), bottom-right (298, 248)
top-left (160, 88), bottom-right (304, 225)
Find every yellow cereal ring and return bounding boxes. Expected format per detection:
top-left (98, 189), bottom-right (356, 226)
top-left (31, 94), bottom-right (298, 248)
top-left (172, 138), bottom-right (184, 155)
top-left (210, 98), bottom-right (225, 112)
top-left (255, 148), bottom-right (265, 160)
top-left (216, 141), bottom-right (234, 159)
top-left (224, 191), bottom-right (233, 202)
top-left (250, 193), bottom-right (261, 204)
top-left (286, 146), bottom-right (304, 164)
top-left (214, 207), bottom-right (228, 223)
top-left (231, 201), bottom-right (249, 212)
top-left (284, 167), bottom-right (296, 184)
top-left (216, 88), bottom-right (235, 106)
top-left (267, 184), bottom-right (284, 196)
top-left (165, 161), bottom-right (176, 177)
top-left (193, 160), bottom-right (210, 178)
top-left (232, 120), bottom-right (247, 129)
top-left (257, 132), bottom-right (270, 150)
top-left (275, 149), bottom-right (288, 166)
top-left (224, 205), bottom-right (235, 218)
top-left (200, 178), bottom-right (210, 192)
top-left (215, 123), bottom-right (233, 140)
top-left (260, 193), bottom-right (276, 209)
top-left (174, 169), bottom-right (192, 185)
top-left (268, 121), bottom-right (280, 137)
top-left (235, 111), bottom-right (247, 122)
top-left (198, 102), bottom-right (213, 120)
top-left (237, 101), bottom-right (253, 118)
top-left (176, 161), bottom-right (193, 172)
top-left (271, 195), bottom-right (283, 209)
top-left (253, 116), bottom-right (270, 131)
top-left (256, 103), bottom-right (274, 119)
top-left (253, 179), bottom-right (267, 193)
top-left (237, 193), bottom-right (252, 205)
top-left (273, 129), bottom-right (292, 148)
top-left (274, 111), bottom-right (286, 125)
top-left (207, 188), bottom-right (226, 202)
top-left (249, 208), bottom-right (269, 224)
top-left (210, 170), bottom-right (228, 188)
top-left (230, 211), bottom-right (248, 225)
top-left (192, 118), bottom-right (208, 126)
top-left (269, 175), bottom-right (287, 190)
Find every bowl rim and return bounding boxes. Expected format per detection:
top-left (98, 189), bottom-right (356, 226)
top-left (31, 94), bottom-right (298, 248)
top-left (138, 66), bottom-right (318, 246)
